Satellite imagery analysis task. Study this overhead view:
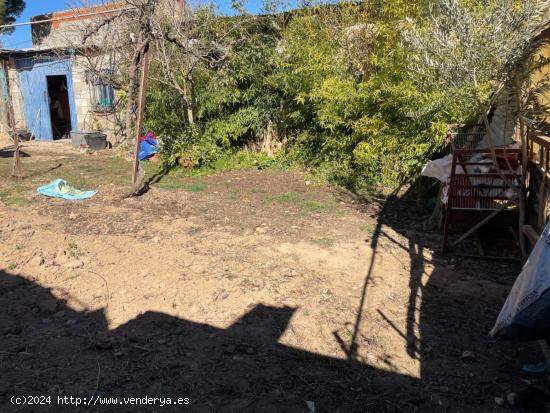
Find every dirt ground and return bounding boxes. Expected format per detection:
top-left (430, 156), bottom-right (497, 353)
top-left (0, 142), bottom-right (540, 412)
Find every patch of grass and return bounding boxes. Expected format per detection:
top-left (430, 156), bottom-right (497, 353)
top-left (12, 183), bottom-right (31, 193)
top-left (0, 185), bottom-right (32, 206)
top-left (303, 171), bottom-right (328, 187)
top-left (301, 200), bottom-right (334, 213)
top-left (311, 238), bottom-right (335, 248)
top-left (212, 151), bottom-right (278, 171)
top-left (0, 152), bottom-right (130, 205)
top-left (184, 182), bottom-right (208, 192)
top-left (154, 179), bottom-right (186, 189)
top-left (341, 329), bottom-right (352, 339)
top-left (333, 210), bottom-right (346, 218)
top-left (264, 191), bottom-right (338, 215)
top-left (154, 174), bottom-right (208, 192)
top-left (250, 187), bottom-right (267, 193)
top-left (1, 195), bottom-right (32, 206)
top-left (268, 192), bottom-right (303, 204)
top-left (7, 263), bottom-right (17, 270)
top-left (361, 223), bottom-right (377, 233)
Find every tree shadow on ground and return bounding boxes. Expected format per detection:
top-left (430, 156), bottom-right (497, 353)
top-left (334, 186), bottom-right (535, 411)
top-left (0, 148), bottom-right (30, 158)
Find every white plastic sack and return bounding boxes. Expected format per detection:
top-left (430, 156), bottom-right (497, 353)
top-left (490, 220), bottom-right (550, 341)
top-left (421, 154), bottom-right (454, 183)
top-left (421, 155), bottom-right (468, 204)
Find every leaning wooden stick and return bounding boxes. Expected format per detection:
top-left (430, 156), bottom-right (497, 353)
top-left (131, 43), bottom-right (150, 186)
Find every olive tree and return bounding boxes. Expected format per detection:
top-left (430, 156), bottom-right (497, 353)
top-left (404, 0), bottom-right (550, 149)
top-left (403, 0), bottom-right (550, 252)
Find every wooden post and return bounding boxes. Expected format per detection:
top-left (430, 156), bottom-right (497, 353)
top-left (131, 44), bottom-right (150, 185)
top-left (3, 58), bottom-right (21, 178)
top-left (441, 153), bottom-right (457, 252)
top-left (515, 75), bottom-right (528, 259)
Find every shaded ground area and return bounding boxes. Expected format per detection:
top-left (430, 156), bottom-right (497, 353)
top-left (0, 142), bottom-right (538, 412)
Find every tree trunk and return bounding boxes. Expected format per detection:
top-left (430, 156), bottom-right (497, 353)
top-left (183, 80), bottom-right (194, 126)
top-left (124, 33), bottom-right (146, 149)
top-left (125, 58), bottom-right (138, 148)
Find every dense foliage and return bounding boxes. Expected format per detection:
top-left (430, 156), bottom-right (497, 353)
top-left (145, 1), bottom-right (476, 188)
top-left (0, 0), bottom-right (25, 34)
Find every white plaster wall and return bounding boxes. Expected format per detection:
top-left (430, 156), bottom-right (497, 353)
top-left (8, 67), bottom-right (26, 131)
top-left (71, 55), bottom-right (121, 144)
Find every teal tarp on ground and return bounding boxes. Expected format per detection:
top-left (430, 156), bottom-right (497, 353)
top-left (37, 179), bottom-right (96, 200)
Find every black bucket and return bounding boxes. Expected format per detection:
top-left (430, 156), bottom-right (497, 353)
top-left (84, 133), bottom-right (107, 150)
top-left (70, 131), bottom-right (107, 149)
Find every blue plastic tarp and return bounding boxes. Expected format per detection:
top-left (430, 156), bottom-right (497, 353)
top-left (37, 179), bottom-right (96, 200)
top-left (138, 132), bottom-right (158, 161)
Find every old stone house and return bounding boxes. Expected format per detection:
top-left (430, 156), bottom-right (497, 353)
top-left (0, 3), bottom-right (123, 143)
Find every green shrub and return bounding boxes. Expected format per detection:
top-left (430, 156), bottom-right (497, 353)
top-left (146, 2), bottom-right (476, 189)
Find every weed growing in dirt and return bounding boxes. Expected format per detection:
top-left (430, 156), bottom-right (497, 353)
top-left (268, 192), bottom-right (302, 204)
top-left (361, 223), bottom-right (376, 233)
top-left (302, 201), bottom-right (334, 214)
top-left (1, 195), bottom-right (32, 206)
top-left (7, 263), bottom-right (17, 270)
top-left (250, 187), bottom-right (267, 193)
top-left (311, 238), bottom-right (335, 248)
top-left (264, 192), bottom-right (339, 216)
top-left (184, 182), bottom-right (208, 192)
top-left (0, 186), bottom-right (32, 206)
top-left (227, 188), bottom-right (239, 200)
top-left (224, 271), bottom-right (237, 280)
top-left (154, 179), bottom-right (186, 189)
top-left (67, 242), bottom-right (83, 259)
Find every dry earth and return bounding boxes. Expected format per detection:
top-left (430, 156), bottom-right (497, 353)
top-left (0, 142), bottom-right (538, 412)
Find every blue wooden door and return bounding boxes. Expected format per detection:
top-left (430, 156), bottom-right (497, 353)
top-left (16, 57), bottom-right (78, 141)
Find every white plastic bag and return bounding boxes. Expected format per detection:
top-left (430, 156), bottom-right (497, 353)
top-left (490, 220), bottom-right (550, 341)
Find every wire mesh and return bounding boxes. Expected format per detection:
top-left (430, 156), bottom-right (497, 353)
top-left (448, 131), bottom-right (486, 151)
top-left (448, 174), bottom-right (519, 210)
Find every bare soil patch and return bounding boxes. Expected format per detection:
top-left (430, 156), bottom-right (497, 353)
top-left (0, 144), bottom-right (534, 412)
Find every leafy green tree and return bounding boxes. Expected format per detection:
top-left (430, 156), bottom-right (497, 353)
top-left (269, 2), bottom-right (464, 186)
top-left (145, 1), bottom-right (485, 187)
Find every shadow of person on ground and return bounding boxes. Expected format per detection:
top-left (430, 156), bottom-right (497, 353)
top-left (1, 268), bottom-right (425, 413)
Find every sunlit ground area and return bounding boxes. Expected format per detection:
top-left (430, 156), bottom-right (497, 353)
top-left (0, 142), bottom-right (530, 412)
